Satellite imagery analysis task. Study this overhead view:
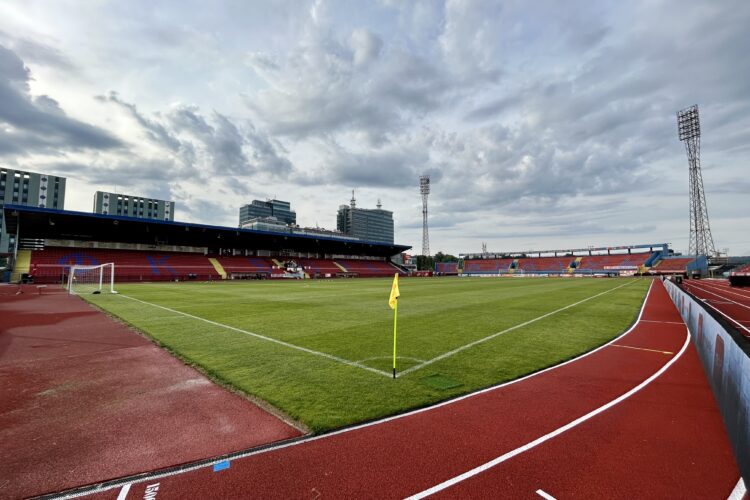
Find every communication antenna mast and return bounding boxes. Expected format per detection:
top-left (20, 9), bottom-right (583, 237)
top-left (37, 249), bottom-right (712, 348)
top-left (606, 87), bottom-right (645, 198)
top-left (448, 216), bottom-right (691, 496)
top-left (482, 242), bottom-right (488, 255)
top-left (420, 175), bottom-right (430, 257)
top-left (677, 105), bottom-right (716, 256)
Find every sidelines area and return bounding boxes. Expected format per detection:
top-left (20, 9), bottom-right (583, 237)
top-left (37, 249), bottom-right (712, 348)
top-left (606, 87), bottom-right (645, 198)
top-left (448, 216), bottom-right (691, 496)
top-left (59, 280), bottom-right (655, 498)
top-left (59, 278), bottom-right (740, 499)
top-left (117, 279), bottom-right (637, 379)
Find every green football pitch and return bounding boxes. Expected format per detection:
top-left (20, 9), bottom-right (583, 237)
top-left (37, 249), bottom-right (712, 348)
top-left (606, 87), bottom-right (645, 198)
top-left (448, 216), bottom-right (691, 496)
top-left (86, 277), bottom-right (650, 432)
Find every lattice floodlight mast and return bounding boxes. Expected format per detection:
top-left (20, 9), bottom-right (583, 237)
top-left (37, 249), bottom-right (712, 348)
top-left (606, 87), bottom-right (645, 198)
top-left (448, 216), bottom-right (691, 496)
top-left (420, 175), bottom-right (430, 257)
top-left (677, 105), bottom-right (716, 257)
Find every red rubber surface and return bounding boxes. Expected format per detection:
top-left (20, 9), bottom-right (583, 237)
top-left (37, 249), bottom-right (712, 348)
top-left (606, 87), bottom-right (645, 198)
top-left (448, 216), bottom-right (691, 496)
top-left (0, 285), bottom-right (301, 499)
top-left (682, 279), bottom-right (750, 337)
top-left (82, 280), bottom-right (740, 499)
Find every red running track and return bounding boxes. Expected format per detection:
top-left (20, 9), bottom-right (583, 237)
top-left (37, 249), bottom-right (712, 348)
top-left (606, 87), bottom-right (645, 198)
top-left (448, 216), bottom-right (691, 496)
top-left (0, 285), bottom-right (301, 499)
top-left (682, 279), bottom-right (750, 337)
top-left (78, 279), bottom-right (741, 499)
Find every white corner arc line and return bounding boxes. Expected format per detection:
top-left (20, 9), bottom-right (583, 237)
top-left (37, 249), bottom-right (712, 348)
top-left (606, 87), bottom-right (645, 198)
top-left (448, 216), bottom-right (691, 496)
top-left (399, 280), bottom-right (636, 377)
top-left (116, 483), bottom-right (131, 500)
top-left (118, 294), bottom-right (392, 378)
top-left (58, 281), bottom-right (656, 499)
top-left (536, 489), bottom-right (557, 500)
top-left (404, 329), bottom-right (691, 499)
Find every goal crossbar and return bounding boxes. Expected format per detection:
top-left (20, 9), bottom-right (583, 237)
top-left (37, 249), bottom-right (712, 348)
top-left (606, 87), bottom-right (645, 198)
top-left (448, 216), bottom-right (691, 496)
top-left (68, 263), bottom-right (117, 295)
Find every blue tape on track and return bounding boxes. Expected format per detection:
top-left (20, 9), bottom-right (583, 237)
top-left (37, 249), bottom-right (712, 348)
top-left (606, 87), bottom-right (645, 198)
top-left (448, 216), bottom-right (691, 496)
top-left (213, 460), bottom-right (230, 472)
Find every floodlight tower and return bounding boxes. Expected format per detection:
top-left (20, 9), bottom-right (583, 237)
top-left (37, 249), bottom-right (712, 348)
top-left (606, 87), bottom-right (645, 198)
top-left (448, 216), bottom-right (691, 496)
top-left (420, 175), bottom-right (430, 257)
top-left (677, 105), bottom-right (716, 257)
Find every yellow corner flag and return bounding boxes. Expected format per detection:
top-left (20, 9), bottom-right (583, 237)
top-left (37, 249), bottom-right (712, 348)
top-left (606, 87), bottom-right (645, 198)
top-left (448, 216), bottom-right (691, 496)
top-left (389, 273), bottom-right (400, 309)
top-left (389, 273), bottom-right (400, 378)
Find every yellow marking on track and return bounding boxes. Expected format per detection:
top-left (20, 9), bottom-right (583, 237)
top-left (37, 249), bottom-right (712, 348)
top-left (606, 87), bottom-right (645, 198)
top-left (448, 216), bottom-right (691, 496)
top-left (611, 344), bottom-right (673, 355)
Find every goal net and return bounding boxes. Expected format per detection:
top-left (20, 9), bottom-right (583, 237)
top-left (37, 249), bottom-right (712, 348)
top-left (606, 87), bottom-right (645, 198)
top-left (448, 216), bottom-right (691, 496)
top-left (68, 263), bottom-right (117, 295)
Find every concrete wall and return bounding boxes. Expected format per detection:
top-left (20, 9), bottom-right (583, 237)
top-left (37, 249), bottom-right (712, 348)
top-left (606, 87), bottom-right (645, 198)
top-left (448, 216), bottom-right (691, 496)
top-left (664, 279), bottom-right (749, 490)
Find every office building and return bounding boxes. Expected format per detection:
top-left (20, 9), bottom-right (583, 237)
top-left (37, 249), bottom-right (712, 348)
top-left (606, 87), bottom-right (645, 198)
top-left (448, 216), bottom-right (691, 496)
top-left (1, 168), bottom-right (66, 253)
top-left (93, 191), bottom-right (174, 221)
top-left (337, 193), bottom-right (394, 244)
top-left (239, 199), bottom-right (296, 226)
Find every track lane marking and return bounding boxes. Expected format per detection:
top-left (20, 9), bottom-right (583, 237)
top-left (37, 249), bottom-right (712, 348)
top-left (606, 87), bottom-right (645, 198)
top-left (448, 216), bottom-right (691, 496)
top-left (399, 280), bottom-right (638, 377)
top-left (115, 483), bottom-right (130, 500)
top-left (118, 294), bottom-right (393, 378)
top-left (684, 283), bottom-right (750, 310)
top-left (695, 281), bottom-right (750, 301)
top-left (680, 284), bottom-right (750, 335)
top-left (536, 489), bottom-right (557, 500)
top-left (640, 319), bottom-right (685, 325)
top-left (57, 281), bottom-right (657, 499)
top-left (404, 330), bottom-right (691, 499)
top-left (728, 477), bottom-right (747, 500)
top-left (611, 344), bottom-right (673, 355)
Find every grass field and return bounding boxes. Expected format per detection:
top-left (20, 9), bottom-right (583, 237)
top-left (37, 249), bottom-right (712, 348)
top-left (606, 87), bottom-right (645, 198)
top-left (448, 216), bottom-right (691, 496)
top-left (86, 276), bottom-right (650, 432)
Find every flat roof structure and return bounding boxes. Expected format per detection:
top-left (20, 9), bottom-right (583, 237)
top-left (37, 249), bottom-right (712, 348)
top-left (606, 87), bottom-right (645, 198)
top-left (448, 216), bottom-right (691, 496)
top-left (2, 205), bottom-right (410, 257)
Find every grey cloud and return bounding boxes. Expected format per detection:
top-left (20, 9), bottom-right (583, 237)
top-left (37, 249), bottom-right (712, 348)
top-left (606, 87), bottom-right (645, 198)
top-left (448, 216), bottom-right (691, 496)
top-left (0, 30), bottom-right (77, 71)
top-left (0, 45), bottom-right (122, 157)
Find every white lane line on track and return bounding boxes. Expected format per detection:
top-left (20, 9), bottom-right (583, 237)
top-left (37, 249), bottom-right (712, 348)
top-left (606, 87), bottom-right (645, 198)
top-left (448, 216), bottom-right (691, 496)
top-left (404, 329), bottom-right (691, 500)
top-left (611, 344), bottom-right (673, 355)
top-left (118, 295), bottom-right (393, 378)
top-left (728, 477), bottom-right (747, 500)
top-left (398, 280), bottom-right (637, 377)
top-left (681, 284), bottom-right (750, 335)
top-left (687, 282), bottom-right (750, 307)
top-left (57, 282), bottom-right (657, 500)
top-left (700, 281), bottom-right (750, 299)
top-left (116, 483), bottom-right (130, 500)
top-left (536, 489), bottom-right (557, 500)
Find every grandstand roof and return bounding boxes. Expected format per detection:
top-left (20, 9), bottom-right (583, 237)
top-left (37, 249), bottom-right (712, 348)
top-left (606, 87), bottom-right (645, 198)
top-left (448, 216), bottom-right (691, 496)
top-left (3, 205), bottom-right (410, 257)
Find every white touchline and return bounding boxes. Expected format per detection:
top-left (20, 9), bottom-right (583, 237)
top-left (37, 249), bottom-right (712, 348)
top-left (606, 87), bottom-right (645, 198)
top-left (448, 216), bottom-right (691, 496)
top-left (57, 281), bottom-right (658, 500)
top-left (118, 295), bottom-right (392, 378)
top-left (404, 329), bottom-right (691, 500)
top-left (116, 483), bottom-right (130, 500)
top-left (398, 280), bottom-right (636, 377)
top-left (536, 489), bottom-right (557, 500)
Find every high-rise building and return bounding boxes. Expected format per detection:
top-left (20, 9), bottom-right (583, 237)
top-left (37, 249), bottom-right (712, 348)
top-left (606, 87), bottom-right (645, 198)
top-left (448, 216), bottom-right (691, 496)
top-left (337, 193), bottom-right (394, 244)
top-left (1, 168), bottom-right (66, 253)
top-left (93, 191), bottom-right (174, 221)
top-left (239, 199), bottom-right (296, 226)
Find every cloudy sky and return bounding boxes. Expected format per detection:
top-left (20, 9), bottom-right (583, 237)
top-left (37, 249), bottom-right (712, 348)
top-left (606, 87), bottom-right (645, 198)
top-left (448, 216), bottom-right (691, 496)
top-left (1, 0), bottom-right (748, 255)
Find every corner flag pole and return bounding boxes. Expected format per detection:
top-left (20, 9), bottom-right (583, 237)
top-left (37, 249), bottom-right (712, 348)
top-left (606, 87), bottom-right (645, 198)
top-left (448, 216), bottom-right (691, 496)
top-left (388, 273), bottom-right (400, 379)
top-left (392, 299), bottom-right (398, 379)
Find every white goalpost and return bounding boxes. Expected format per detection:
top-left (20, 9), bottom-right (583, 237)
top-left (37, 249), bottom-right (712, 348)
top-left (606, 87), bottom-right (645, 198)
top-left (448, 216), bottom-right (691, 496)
top-left (67, 263), bottom-right (117, 295)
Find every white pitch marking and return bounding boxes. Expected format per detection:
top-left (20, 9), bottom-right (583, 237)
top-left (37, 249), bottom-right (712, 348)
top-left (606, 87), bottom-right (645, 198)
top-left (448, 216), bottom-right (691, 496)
top-left (118, 295), bottom-right (392, 378)
top-left (403, 330), bottom-right (691, 499)
top-left (536, 489), bottom-right (557, 500)
top-left (116, 483), bottom-right (131, 500)
top-left (58, 281), bottom-right (656, 500)
top-left (399, 280), bottom-right (636, 376)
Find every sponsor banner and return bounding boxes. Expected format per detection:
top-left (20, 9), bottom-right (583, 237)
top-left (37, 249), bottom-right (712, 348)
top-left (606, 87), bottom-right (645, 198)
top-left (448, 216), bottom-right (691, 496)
top-left (664, 279), bottom-right (750, 487)
top-left (604, 265), bottom-right (638, 270)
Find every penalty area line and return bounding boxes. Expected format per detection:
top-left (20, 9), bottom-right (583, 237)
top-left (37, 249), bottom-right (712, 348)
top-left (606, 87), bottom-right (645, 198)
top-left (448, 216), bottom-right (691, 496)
top-left (399, 280), bottom-right (637, 377)
top-left (117, 294), bottom-right (392, 378)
